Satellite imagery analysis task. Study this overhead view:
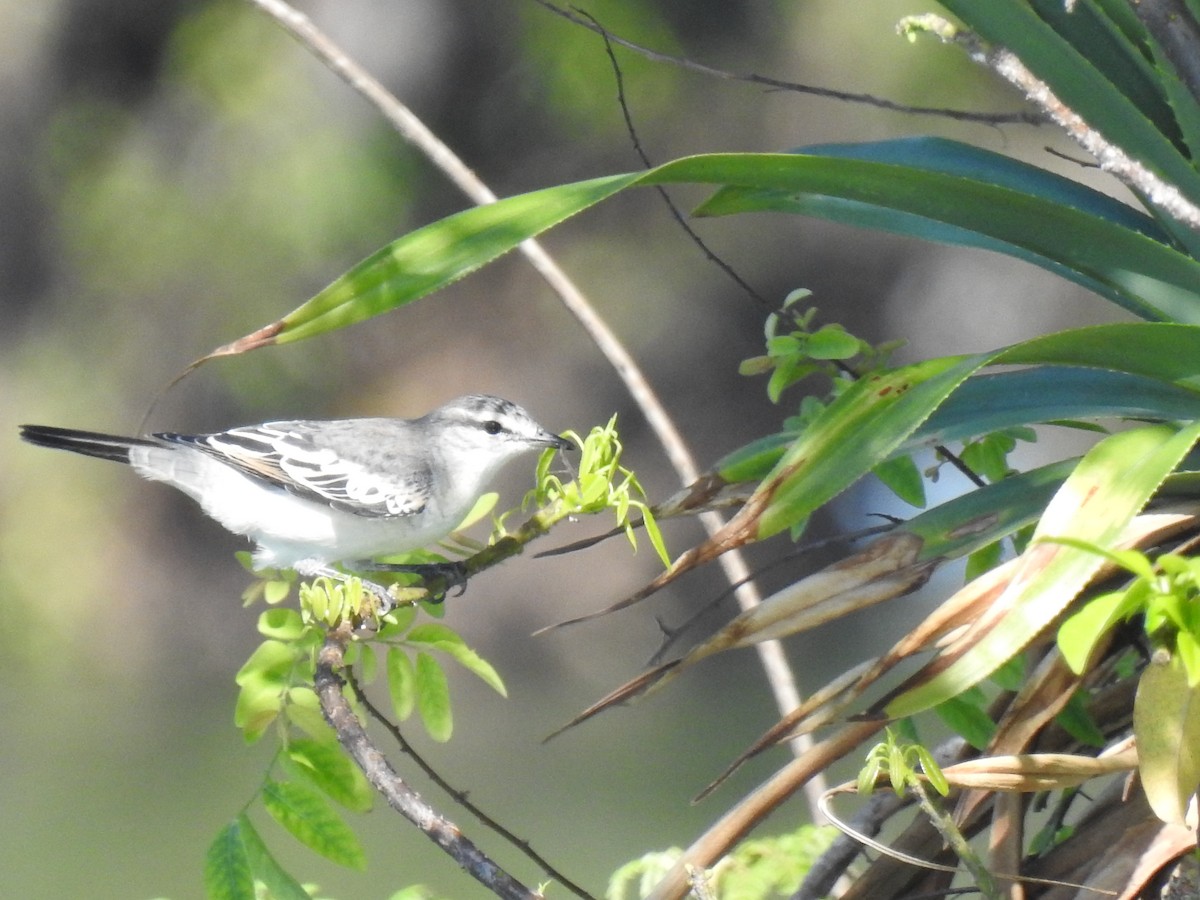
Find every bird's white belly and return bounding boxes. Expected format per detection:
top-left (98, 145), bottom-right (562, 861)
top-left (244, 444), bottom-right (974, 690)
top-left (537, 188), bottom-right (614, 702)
top-left (131, 446), bottom-right (459, 568)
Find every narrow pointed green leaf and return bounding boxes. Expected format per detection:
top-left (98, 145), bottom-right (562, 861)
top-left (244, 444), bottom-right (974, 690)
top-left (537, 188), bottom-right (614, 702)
top-left (262, 779), bottom-right (366, 870)
top-left (204, 821), bottom-right (255, 900)
top-left (754, 354), bottom-right (984, 539)
top-left (274, 173), bottom-right (638, 344)
top-left (887, 421), bottom-right (1200, 718)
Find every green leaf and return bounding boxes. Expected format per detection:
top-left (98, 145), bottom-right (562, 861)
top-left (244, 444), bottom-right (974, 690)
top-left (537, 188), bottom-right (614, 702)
top-left (431, 642), bottom-right (506, 697)
top-left (386, 646), bottom-right (416, 721)
top-left (257, 608), bottom-right (306, 641)
top-left (888, 421), bottom-right (1200, 718)
top-left (236, 813), bottom-right (312, 900)
top-left (1134, 650), bottom-right (1200, 824)
top-left (234, 681), bottom-right (284, 744)
top-left (205, 148), bottom-right (1200, 364)
top-left (406, 622), bottom-right (464, 646)
top-left (203, 820), bottom-right (255, 900)
top-left (873, 454), bottom-right (926, 508)
top-left (262, 779), bottom-right (366, 870)
top-left (285, 686), bottom-right (334, 741)
top-left (934, 694), bottom-right (996, 751)
top-left (1058, 586), bottom-right (1149, 674)
top-left (415, 652), bottom-right (453, 742)
top-left (1055, 690), bottom-right (1107, 749)
top-left (805, 325), bottom-right (863, 360)
top-left (287, 737), bottom-right (374, 813)
top-left (236, 640), bottom-right (297, 686)
top-left (266, 173), bottom-right (640, 346)
top-left (407, 625), bottom-right (506, 697)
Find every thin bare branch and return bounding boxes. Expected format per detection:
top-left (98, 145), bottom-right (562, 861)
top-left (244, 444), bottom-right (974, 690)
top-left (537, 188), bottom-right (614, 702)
top-left (314, 630), bottom-right (541, 900)
top-left (529, 0), bottom-right (1040, 126)
top-left (345, 671), bottom-right (597, 900)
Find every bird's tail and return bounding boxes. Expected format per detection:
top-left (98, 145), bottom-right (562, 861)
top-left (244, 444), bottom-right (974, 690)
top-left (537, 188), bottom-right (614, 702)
top-left (19, 425), bottom-right (158, 464)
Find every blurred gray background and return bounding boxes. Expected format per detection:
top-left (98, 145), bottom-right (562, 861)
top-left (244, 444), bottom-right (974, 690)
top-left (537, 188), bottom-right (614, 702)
top-left (0, 1), bottom-right (1127, 897)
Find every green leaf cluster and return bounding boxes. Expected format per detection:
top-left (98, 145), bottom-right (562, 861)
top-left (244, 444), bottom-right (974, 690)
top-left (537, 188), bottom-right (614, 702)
top-left (526, 416), bottom-right (670, 566)
top-left (1058, 541), bottom-right (1200, 683)
top-left (857, 727), bottom-right (949, 799)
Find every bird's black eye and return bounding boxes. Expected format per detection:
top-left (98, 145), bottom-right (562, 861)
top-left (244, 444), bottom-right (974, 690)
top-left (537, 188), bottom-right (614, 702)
top-left (483, 420), bottom-right (503, 435)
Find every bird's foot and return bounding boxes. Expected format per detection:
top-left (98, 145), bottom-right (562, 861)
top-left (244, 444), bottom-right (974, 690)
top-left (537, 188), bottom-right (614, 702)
top-left (360, 560), bottom-right (469, 602)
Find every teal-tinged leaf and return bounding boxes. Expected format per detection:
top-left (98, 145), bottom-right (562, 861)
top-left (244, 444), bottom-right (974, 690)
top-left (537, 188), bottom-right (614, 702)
top-left (287, 737), bottom-right (374, 813)
top-left (237, 814), bottom-right (312, 900)
top-left (204, 820), bottom-right (255, 900)
top-left (262, 779), bottom-right (366, 870)
top-left (415, 652), bottom-right (453, 742)
top-left (695, 144), bottom-right (1200, 323)
top-left (717, 324), bottom-right (1200, 490)
top-left (913, 367), bottom-right (1200, 449)
top-left (887, 421), bottom-right (1200, 718)
top-left (1028, 0), bottom-right (1180, 145)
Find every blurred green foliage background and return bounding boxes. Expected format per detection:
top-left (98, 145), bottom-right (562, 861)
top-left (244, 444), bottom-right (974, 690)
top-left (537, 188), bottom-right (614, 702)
top-left (0, 1), bottom-right (1122, 897)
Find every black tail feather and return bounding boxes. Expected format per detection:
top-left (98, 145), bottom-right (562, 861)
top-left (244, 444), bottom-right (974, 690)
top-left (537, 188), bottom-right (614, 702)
top-left (19, 425), bottom-right (156, 464)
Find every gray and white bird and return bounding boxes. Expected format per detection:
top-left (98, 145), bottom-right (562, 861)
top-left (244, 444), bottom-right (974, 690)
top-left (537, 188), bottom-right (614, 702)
top-left (20, 394), bottom-right (570, 610)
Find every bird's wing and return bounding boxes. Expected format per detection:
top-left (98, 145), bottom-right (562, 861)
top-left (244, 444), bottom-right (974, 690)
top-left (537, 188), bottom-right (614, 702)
top-left (160, 423), bottom-right (432, 518)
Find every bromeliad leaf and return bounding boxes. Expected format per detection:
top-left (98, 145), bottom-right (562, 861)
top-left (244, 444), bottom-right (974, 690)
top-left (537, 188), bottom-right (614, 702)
top-left (885, 421), bottom-right (1200, 718)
